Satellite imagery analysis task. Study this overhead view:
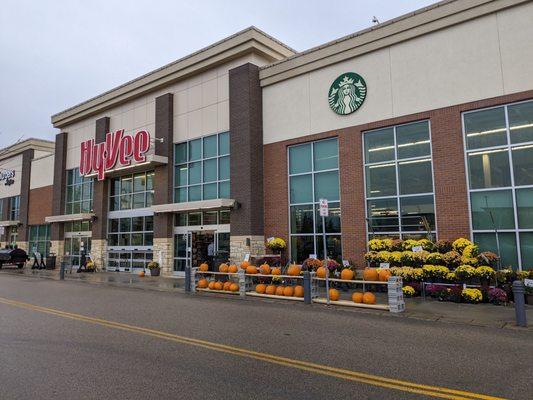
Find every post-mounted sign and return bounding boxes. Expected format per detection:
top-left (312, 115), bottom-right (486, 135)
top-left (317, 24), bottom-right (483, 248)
top-left (80, 129), bottom-right (151, 181)
top-left (0, 170), bottom-right (15, 186)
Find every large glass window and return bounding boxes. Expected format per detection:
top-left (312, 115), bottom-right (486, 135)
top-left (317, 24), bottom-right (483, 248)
top-left (364, 121), bottom-right (435, 240)
top-left (174, 132), bottom-right (230, 203)
top-left (110, 171), bottom-right (154, 211)
top-left (66, 168), bottom-right (93, 214)
top-left (464, 100), bottom-right (533, 270)
top-left (288, 138), bottom-right (341, 262)
top-left (9, 196), bottom-right (20, 220)
top-left (28, 225), bottom-right (51, 257)
top-left (107, 215), bottom-right (153, 248)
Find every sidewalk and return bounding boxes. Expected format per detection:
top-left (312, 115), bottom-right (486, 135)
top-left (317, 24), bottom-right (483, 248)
top-left (1, 267), bottom-right (530, 330)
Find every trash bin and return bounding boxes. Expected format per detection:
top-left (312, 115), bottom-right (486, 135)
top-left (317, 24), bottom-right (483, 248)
top-left (46, 253), bottom-right (57, 269)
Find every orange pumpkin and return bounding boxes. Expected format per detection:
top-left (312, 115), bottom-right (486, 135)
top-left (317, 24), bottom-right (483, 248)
top-left (363, 268), bottom-right (379, 281)
top-left (223, 281), bottom-right (232, 291)
top-left (352, 292), bottom-right (364, 303)
top-left (208, 281), bottom-right (216, 290)
top-left (363, 292), bottom-right (376, 304)
top-left (329, 288), bottom-right (340, 301)
top-left (214, 281), bottom-right (223, 290)
top-left (138, 271), bottom-right (145, 277)
top-left (255, 284), bottom-right (267, 294)
top-left (294, 285), bottom-right (304, 298)
top-left (197, 278), bottom-right (208, 288)
top-left (265, 285), bottom-right (277, 295)
top-left (316, 266), bottom-right (327, 279)
top-left (246, 265), bottom-right (258, 274)
top-left (287, 264), bottom-right (301, 276)
top-left (228, 264), bottom-right (238, 273)
top-left (240, 260), bottom-right (250, 270)
top-left (271, 267), bottom-right (281, 275)
top-left (230, 283), bottom-right (239, 292)
top-left (275, 286), bottom-right (285, 296)
top-left (218, 263), bottom-right (229, 273)
top-left (340, 268), bottom-right (354, 281)
top-left (199, 263), bottom-right (209, 272)
top-left (378, 269), bottom-right (391, 282)
top-left (259, 264), bottom-right (271, 275)
top-left (283, 286), bottom-right (295, 297)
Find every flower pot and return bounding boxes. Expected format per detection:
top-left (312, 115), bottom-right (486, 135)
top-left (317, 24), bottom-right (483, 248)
top-left (150, 267), bottom-right (160, 277)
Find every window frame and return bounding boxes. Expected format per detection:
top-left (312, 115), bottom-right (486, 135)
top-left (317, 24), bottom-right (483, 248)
top-left (462, 99), bottom-right (533, 270)
top-left (65, 168), bottom-right (93, 215)
top-left (363, 120), bottom-right (437, 241)
top-left (109, 171), bottom-right (155, 211)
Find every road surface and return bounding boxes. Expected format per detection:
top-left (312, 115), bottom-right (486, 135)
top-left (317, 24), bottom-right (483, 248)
top-left (0, 274), bottom-right (531, 399)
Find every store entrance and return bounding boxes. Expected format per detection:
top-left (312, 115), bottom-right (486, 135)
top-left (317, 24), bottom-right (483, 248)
top-left (190, 231), bottom-right (215, 269)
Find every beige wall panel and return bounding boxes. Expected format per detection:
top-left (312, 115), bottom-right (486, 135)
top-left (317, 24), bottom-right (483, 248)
top-left (497, 2), bottom-right (533, 94)
top-left (188, 84), bottom-right (202, 111)
top-left (202, 78), bottom-right (218, 107)
top-left (202, 104), bottom-right (218, 135)
top-left (218, 74), bottom-right (229, 101)
top-left (0, 154), bottom-right (23, 198)
top-left (30, 154), bottom-right (54, 189)
top-left (263, 75), bottom-right (311, 143)
top-left (309, 48), bottom-right (393, 136)
top-left (218, 100), bottom-right (229, 132)
top-left (174, 114), bottom-right (188, 143)
top-left (390, 14), bottom-right (503, 117)
top-left (188, 109), bottom-right (202, 138)
top-left (174, 90), bottom-right (188, 116)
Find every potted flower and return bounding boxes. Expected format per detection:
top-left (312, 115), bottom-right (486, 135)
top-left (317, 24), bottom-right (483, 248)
top-left (488, 288), bottom-right (508, 305)
top-left (147, 261), bottom-right (161, 276)
top-left (266, 237), bottom-right (286, 255)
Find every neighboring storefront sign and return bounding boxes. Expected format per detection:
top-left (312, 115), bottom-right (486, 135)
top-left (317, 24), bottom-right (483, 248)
top-left (0, 169), bottom-right (15, 186)
top-left (79, 129), bottom-right (151, 180)
top-left (328, 72), bottom-right (367, 115)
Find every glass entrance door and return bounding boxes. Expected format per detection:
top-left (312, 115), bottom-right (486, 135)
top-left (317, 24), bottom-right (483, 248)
top-left (64, 235), bottom-right (92, 268)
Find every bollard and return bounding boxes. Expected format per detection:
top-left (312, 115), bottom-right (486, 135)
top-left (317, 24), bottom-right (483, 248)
top-left (184, 266), bottom-right (191, 293)
top-left (59, 262), bottom-right (65, 280)
top-left (512, 280), bottom-right (527, 327)
top-left (238, 269), bottom-right (246, 297)
top-left (303, 271), bottom-right (311, 304)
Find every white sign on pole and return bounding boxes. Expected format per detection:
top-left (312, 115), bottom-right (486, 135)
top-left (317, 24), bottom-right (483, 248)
top-left (244, 253), bottom-right (250, 262)
top-left (342, 260), bottom-right (350, 267)
top-left (0, 226), bottom-right (5, 235)
top-left (524, 278), bottom-right (533, 288)
top-left (319, 198), bottom-right (329, 217)
top-left (412, 246), bottom-right (423, 253)
top-left (379, 262), bottom-right (390, 269)
top-left (309, 254), bottom-right (317, 259)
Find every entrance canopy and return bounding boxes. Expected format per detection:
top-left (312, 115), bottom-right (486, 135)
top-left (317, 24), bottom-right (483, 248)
top-left (0, 220), bottom-right (20, 227)
top-left (45, 213), bottom-right (95, 223)
top-left (151, 198), bottom-right (236, 214)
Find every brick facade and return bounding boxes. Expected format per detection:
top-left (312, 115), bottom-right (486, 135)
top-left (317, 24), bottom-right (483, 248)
top-left (28, 186), bottom-right (53, 225)
top-left (264, 89), bottom-right (533, 266)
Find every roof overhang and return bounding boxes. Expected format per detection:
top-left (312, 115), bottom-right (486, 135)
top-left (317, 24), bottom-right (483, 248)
top-left (0, 220), bottom-right (20, 227)
top-left (151, 199), bottom-right (236, 214)
top-left (83, 155), bottom-right (168, 180)
top-left (45, 213), bottom-right (95, 224)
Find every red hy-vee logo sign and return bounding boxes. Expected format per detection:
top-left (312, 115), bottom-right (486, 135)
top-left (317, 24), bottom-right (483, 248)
top-left (80, 129), bottom-right (150, 181)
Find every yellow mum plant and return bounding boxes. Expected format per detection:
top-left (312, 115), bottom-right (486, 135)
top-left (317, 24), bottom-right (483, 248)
top-left (452, 238), bottom-right (474, 254)
top-left (402, 286), bottom-right (415, 296)
top-left (462, 288), bottom-right (483, 303)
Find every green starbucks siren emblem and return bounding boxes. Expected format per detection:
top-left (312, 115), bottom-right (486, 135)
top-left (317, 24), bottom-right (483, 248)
top-left (328, 72), bottom-right (367, 115)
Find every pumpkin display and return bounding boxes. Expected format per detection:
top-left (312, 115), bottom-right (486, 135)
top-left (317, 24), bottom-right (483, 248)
top-left (340, 268), bottom-right (354, 281)
top-left (199, 263), bottom-right (209, 272)
top-left (240, 261), bottom-right (250, 270)
top-left (265, 285), bottom-right (277, 295)
top-left (138, 271), bottom-right (145, 277)
top-left (228, 264), bottom-right (238, 273)
top-left (259, 264), bottom-right (271, 275)
top-left (378, 269), bottom-right (391, 282)
top-left (287, 264), bottom-right (301, 276)
top-left (316, 267), bottom-right (327, 279)
top-left (363, 292), bottom-right (376, 305)
top-left (246, 265), bottom-right (258, 274)
top-left (283, 286), bottom-right (294, 297)
top-left (223, 281), bottom-right (232, 291)
top-left (218, 263), bottom-right (229, 273)
top-left (294, 285), bottom-right (304, 298)
top-left (363, 268), bottom-right (379, 281)
top-left (197, 278), bottom-right (209, 288)
top-left (329, 288), bottom-right (340, 301)
top-left (271, 267), bottom-right (281, 275)
top-left (208, 281), bottom-right (216, 290)
top-left (230, 283), bottom-right (239, 292)
top-left (214, 281), bottom-right (223, 291)
top-left (352, 292), bottom-right (364, 303)
top-left (255, 284), bottom-right (267, 294)
top-left (275, 286), bottom-right (285, 296)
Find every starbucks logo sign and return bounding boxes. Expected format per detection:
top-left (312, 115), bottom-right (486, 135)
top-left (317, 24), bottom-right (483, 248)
top-left (328, 72), bottom-right (367, 115)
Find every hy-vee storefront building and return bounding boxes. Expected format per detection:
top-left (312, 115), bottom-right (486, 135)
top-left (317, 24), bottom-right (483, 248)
top-left (46, 0), bottom-right (533, 274)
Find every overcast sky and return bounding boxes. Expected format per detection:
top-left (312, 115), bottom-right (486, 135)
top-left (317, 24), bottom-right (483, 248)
top-left (0, 0), bottom-right (437, 145)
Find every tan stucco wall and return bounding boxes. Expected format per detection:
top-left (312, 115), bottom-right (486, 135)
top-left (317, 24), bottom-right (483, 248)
top-left (0, 154), bottom-right (23, 199)
top-left (63, 53), bottom-right (272, 169)
top-left (29, 154), bottom-right (54, 189)
top-left (262, 2), bottom-right (533, 144)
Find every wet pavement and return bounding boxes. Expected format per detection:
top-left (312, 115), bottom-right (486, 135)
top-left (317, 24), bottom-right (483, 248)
top-left (1, 266), bottom-right (530, 330)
